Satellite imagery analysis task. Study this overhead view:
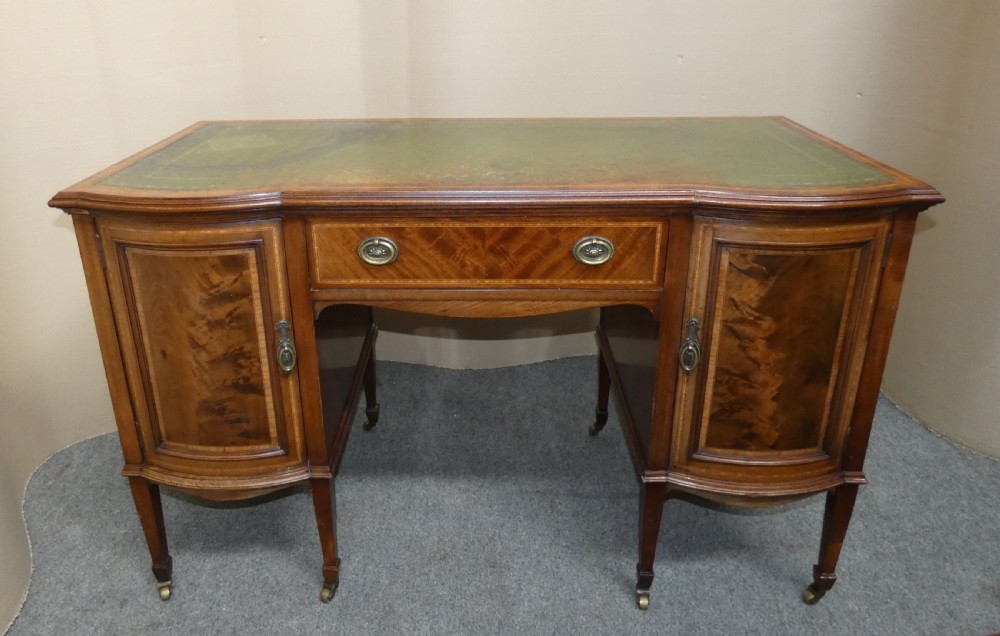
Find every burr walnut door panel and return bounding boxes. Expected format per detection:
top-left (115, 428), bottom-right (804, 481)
top-left (670, 216), bottom-right (892, 493)
top-left (98, 218), bottom-right (307, 484)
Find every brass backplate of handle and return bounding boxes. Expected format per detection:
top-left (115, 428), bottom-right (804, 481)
top-left (275, 320), bottom-right (297, 373)
top-left (358, 237), bottom-right (399, 266)
top-left (678, 318), bottom-right (701, 374)
top-left (572, 236), bottom-right (615, 266)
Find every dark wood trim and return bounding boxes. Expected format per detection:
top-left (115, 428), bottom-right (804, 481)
top-left (50, 187), bottom-right (944, 216)
top-left (312, 289), bottom-right (662, 317)
top-left (283, 215), bottom-right (330, 468)
top-left (843, 211), bottom-right (919, 473)
top-left (72, 215), bottom-right (144, 465)
top-left (647, 212), bottom-right (694, 470)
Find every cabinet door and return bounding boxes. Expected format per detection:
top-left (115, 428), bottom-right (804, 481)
top-left (670, 216), bottom-right (891, 495)
top-left (98, 218), bottom-right (307, 487)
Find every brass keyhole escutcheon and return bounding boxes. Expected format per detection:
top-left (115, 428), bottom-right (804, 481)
top-left (678, 318), bottom-right (702, 374)
top-left (275, 320), bottom-right (297, 373)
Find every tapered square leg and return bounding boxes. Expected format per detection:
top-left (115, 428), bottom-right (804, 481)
top-left (127, 476), bottom-right (173, 600)
top-left (589, 346), bottom-right (611, 436)
top-left (635, 482), bottom-right (667, 609)
top-left (310, 477), bottom-right (341, 602)
top-left (803, 484), bottom-right (859, 604)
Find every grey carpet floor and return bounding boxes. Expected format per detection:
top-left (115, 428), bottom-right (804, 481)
top-left (8, 357), bottom-right (1000, 636)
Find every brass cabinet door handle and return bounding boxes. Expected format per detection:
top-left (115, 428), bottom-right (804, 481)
top-left (678, 318), bottom-right (702, 374)
top-left (275, 320), bottom-right (297, 373)
top-left (572, 236), bottom-right (615, 266)
top-left (357, 237), bottom-right (399, 266)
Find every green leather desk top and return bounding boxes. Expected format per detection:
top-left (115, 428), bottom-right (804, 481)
top-left (100, 118), bottom-right (890, 190)
top-left (52, 117), bottom-right (942, 212)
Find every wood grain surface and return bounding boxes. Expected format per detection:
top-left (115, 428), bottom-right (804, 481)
top-left (670, 216), bottom-right (891, 495)
top-left (702, 249), bottom-right (856, 452)
top-left (125, 246), bottom-right (277, 452)
top-left (308, 219), bottom-right (664, 288)
top-left (97, 218), bottom-right (307, 484)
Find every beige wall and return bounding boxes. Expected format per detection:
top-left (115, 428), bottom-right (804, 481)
top-left (881, 2), bottom-right (1000, 458)
top-left (1, 1), bottom-right (991, 629)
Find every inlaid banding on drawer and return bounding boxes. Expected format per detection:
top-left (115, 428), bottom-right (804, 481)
top-left (308, 219), bottom-right (666, 288)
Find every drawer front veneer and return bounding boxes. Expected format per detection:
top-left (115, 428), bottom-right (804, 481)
top-left (308, 219), bottom-right (666, 288)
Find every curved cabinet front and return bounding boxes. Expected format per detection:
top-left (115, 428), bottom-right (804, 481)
top-left (97, 218), bottom-right (308, 492)
top-left (669, 215), bottom-right (892, 499)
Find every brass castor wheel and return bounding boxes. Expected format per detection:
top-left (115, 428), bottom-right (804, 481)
top-left (320, 583), bottom-right (338, 603)
top-left (636, 591), bottom-right (650, 610)
top-left (802, 584), bottom-right (825, 605)
top-left (157, 581), bottom-right (172, 601)
top-left (362, 420), bottom-right (376, 432)
top-left (588, 423), bottom-right (602, 436)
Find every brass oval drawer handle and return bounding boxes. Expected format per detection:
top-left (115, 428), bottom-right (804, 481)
top-left (357, 237), bottom-right (399, 266)
top-left (572, 236), bottom-right (615, 266)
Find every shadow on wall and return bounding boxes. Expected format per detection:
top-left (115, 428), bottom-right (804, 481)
top-left (875, 4), bottom-right (1000, 458)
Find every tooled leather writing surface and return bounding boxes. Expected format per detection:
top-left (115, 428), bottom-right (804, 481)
top-left (96, 118), bottom-right (893, 193)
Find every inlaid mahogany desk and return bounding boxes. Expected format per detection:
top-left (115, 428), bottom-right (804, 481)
top-left (50, 118), bottom-right (943, 609)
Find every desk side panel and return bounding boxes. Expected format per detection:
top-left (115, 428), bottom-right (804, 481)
top-left (71, 214), bottom-right (144, 465)
top-left (600, 305), bottom-right (660, 463)
top-left (315, 304), bottom-right (374, 469)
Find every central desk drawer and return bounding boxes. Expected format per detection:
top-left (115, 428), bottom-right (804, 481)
top-left (308, 219), bottom-right (666, 288)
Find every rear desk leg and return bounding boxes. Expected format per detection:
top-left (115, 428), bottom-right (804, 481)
top-left (127, 477), bottom-right (173, 601)
top-left (362, 345), bottom-right (380, 431)
top-left (589, 345), bottom-right (611, 436)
